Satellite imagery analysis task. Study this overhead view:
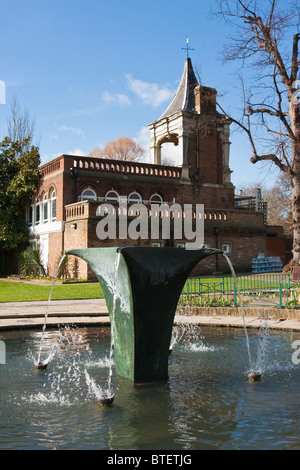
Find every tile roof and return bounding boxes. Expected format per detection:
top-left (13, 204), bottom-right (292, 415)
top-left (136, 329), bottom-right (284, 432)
top-left (159, 58), bottom-right (199, 120)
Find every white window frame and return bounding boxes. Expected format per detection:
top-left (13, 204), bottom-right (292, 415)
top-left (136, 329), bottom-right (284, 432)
top-left (150, 193), bottom-right (163, 204)
top-left (42, 193), bottom-right (48, 223)
top-left (222, 243), bottom-right (231, 254)
top-left (151, 241), bottom-right (164, 248)
top-left (202, 243), bottom-right (210, 249)
top-left (176, 242), bottom-right (185, 249)
top-left (128, 191), bottom-right (142, 204)
top-left (50, 189), bottom-right (56, 222)
top-left (105, 190), bottom-right (119, 202)
top-left (81, 188), bottom-right (97, 201)
top-left (35, 199), bottom-right (40, 225)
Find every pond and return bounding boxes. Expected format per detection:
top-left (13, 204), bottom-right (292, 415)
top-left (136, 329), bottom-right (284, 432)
top-left (0, 324), bottom-right (299, 450)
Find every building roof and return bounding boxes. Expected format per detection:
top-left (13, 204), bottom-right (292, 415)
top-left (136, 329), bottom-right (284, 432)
top-left (158, 57), bottom-right (199, 120)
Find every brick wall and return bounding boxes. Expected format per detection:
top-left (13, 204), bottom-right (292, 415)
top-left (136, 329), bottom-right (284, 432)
top-left (29, 155), bottom-right (273, 280)
top-left (64, 217), bottom-right (89, 279)
top-left (48, 231), bottom-right (64, 276)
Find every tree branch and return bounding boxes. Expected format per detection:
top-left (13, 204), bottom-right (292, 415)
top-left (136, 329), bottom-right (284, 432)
top-left (217, 100), bottom-right (290, 173)
top-left (291, 33), bottom-right (300, 83)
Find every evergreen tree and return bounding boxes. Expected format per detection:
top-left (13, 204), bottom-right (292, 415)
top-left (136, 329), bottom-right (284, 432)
top-left (0, 136), bottom-right (40, 273)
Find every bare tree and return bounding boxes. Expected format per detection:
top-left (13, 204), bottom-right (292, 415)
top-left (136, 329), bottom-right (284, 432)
top-left (88, 137), bottom-right (144, 162)
top-left (215, 0), bottom-right (300, 264)
top-left (238, 178), bottom-right (293, 233)
top-left (7, 96), bottom-right (36, 148)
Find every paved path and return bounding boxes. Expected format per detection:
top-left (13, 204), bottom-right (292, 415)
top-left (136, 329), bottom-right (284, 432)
top-left (0, 299), bottom-right (110, 330)
top-left (175, 314), bottom-right (300, 331)
top-left (1, 299), bottom-right (300, 331)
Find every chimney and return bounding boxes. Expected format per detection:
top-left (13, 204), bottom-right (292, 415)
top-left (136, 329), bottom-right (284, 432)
top-left (194, 85), bottom-right (217, 114)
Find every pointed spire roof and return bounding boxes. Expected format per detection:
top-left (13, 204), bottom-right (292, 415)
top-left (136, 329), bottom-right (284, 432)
top-left (159, 57), bottom-right (199, 120)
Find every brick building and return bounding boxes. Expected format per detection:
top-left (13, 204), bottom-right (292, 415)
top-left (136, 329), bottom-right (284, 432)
top-left (27, 57), bottom-right (272, 279)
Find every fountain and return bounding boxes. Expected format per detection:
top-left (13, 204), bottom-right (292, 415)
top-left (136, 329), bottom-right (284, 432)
top-left (35, 246), bottom-right (266, 389)
top-left (65, 246), bottom-right (221, 383)
top-left (98, 251), bottom-right (121, 406)
top-left (35, 255), bottom-right (67, 371)
top-left (2, 324), bottom-right (299, 449)
top-left (224, 254), bottom-right (262, 381)
top-left (2, 246), bottom-right (299, 449)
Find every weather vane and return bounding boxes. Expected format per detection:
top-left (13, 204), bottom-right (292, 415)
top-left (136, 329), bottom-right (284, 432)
top-left (181, 36), bottom-right (195, 58)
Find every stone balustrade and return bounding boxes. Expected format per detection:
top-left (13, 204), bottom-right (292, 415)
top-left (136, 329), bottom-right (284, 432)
top-left (65, 199), bottom-right (229, 222)
top-left (72, 156), bottom-right (182, 179)
top-left (40, 154), bottom-right (182, 179)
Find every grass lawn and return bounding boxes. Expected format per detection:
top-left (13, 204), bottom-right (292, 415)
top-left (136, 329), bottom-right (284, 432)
top-left (0, 277), bottom-right (225, 302)
top-left (1, 276), bottom-right (226, 302)
top-left (0, 272), bottom-right (287, 303)
top-left (0, 280), bottom-right (104, 302)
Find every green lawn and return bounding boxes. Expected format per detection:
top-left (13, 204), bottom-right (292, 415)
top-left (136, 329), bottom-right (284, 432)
top-left (0, 273), bottom-right (288, 303)
top-left (0, 280), bottom-right (104, 302)
top-left (0, 277), bottom-right (226, 302)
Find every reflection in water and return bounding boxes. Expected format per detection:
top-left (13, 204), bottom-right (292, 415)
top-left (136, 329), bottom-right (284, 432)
top-left (0, 326), bottom-right (300, 450)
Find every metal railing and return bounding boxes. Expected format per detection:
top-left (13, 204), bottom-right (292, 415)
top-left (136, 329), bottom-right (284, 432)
top-left (179, 273), bottom-right (300, 309)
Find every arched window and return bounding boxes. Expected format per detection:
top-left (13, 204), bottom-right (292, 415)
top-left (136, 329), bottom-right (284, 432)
top-left (28, 206), bottom-right (33, 226)
top-left (105, 190), bottom-right (119, 202)
top-left (150, 193), bottom-right (163, 204)
top-left (50, 189), bottom-right (56, 222)
top-left (128, 191), bottom-right (142, 204)
top-left (35, 198), bottom-right (40, 225)
top-left (42, 193), bottom-right (48, 223)
top-left (81, 188), bottom-right (97, 201)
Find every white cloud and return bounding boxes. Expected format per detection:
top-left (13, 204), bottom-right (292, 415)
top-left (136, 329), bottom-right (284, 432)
top-left (103, 91), bottom-right (132, 106)
top-left (134, 126), bottom-right (181, 166)
top-left (40, 149), bottom-right (86, 165)
top-left (125, 74), bottom-right (174, 107)
top-left (66, 148), bottom-right (86, 156)
top-left (58, 125), bottom-right (85, 138)
top-left (135, 126), bottom-right (151, 162)
top-left (40, 152), bottom-right (62, 165)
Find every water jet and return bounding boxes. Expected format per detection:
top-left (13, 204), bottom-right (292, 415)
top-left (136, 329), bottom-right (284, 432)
top-left (1, 326), bottom-right (299, 449)
top-left (36, 254), bottom-right (66, 369)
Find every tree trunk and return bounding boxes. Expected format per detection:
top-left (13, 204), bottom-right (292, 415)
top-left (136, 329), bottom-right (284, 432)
top-left (292, 173), bottom-right (300, 265)
top-left (291, 104), bottom-right (300, 265)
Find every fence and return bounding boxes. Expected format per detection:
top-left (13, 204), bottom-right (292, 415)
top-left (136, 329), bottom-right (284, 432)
top-left (179, 273), bottom-right (300, 309)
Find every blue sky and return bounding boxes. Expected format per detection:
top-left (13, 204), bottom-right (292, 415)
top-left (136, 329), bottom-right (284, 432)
top-left (0, 0), bottom-right (283, 190)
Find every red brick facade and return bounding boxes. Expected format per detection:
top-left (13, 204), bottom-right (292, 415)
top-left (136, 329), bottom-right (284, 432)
top-left (27, 152), bottom-right (268, 279)
top-left (26, 58), bottom-right (276, 279)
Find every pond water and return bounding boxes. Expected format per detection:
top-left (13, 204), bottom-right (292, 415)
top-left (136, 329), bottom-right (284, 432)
top-left (0, 324), bottom-right (300, 450)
